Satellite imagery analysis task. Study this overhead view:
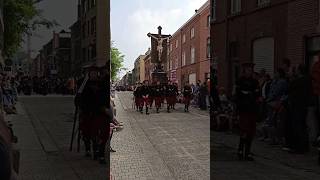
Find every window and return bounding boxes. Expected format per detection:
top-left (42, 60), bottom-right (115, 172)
top-left (182, 34), bottom-right (186, 43)
top-left (257, 0), bottom-right (270, 7)
top-left (207, 37), bottom-right (211, 58)
top-left (91, 44), bottom-right (96, 58)
top-left (175, 58), bottom-right (178, 69)
top-left (86, 0), bottom-right (90, 11)
top-left (231, 0), bottom-right (241, 14)
top-left (88, 48), bottom-right (90, 61)
top-left (82, 0), bottom-right (86, 14)
top-left (212, 0), bottom-right (216, 21)
top-left (176, 39), bottom-right (179, 48)
top-left (87, 21), bottom-right (90, 36)
top-left (82, 23), bottom-right (86, 38)
top-left (170, 43), bottom-right (173, 51)
top-left (207, 15), bottom-right (211, 27)
top-left (182, 51), bottom-right (186, 66)
top-left (169, 60), bottom-right (172, 70)
top-left (190, 27), bottom-right (195, 38)
top-left (91, 0), bottom-right (96, 8)
top-left (191, 47), bottom-right (195, 64)
top-left (91, 17), bottom-right (96, 35)
top-left (82, 48), bottom-right (86, 62)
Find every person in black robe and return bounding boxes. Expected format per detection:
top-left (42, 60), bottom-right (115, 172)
top-left (154, 81), bottom-right (163, 113)
top-left (183, 82), bottom-right (192, 112)
top-left (235, 63), bottom-right (259, 161)
top-left (286, 64), bottom-right (312, 154)
top-left (78, 66), bottom-right (109, 164)
top-left (199, 82), bottom-right (209, 110)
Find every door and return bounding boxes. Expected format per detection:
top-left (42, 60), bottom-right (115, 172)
top-left (189, 73), bottom-right (196, 85)
top-left (253, 37), bottom-right (275, 77)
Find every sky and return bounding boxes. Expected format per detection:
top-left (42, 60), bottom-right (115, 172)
top-left (24, 0), bottom-right (78, 57)
top-left (25, 0), bottom-right (208, 77)
top-left (111, 0), bottom-right (208, 76)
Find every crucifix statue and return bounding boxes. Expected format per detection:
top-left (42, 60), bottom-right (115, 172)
top-left (147, 26), bottom-right (170, 65)
top-left (147, 26), bottom-right (171, 84)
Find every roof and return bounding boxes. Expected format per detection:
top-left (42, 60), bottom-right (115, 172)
top-left (171, 0), bottom-right (209, 37)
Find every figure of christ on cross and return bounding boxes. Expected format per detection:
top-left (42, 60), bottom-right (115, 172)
top-left (157, 38), bottom-right (164, 63)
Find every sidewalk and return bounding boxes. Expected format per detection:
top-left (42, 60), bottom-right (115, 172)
top-left (8, 97), bottom-right (108, 180)
top-left (6, 102), bottom-right (58, 179)
top-left (213, 130), bottom-right (320, 178)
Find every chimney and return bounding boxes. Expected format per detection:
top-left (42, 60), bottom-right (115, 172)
top-left (195, 9), bottom-right (198, 13)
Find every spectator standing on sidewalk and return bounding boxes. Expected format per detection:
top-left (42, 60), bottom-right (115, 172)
top-left (235, 62), bottom-right (260, 161)
top-left (286, 65), bottom-right (312, 154)
top-left (196, 80), bottom-right (201, 108)
top-left (199, 81), bottom-right (208, 110)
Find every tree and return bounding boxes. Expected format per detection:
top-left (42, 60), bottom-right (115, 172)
top-left (111, 42), bottom-right (125, 81)
top-left (3, 0), bottom-right (58, 57)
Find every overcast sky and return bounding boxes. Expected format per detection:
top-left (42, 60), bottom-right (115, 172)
top-left (27, 0), bottom-right (208, 76)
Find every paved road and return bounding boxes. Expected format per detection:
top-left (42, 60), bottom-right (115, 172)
top-left (111, 92), bottom-right (210, 180)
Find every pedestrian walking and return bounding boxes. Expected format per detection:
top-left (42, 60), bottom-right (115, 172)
top-left (182, 82), bottom-right (192, 112)
top-left (134, 83), bottom-right (142, 112)
top-left (139, 81), bottom-right (150, 115)
top-left (235, 62), bottom-right (260, 161)
top-left (154, 81), bottom-right (163, 113)
top-left (172, 82), bottom-right (178, 110)
top-left (149, 83), bottom-right (155, 109)
top-left (166, 81), bottom-right (175, 113)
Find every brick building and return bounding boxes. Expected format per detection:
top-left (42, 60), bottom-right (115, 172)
top-left (70, 20), bottom-right (81, 76)
top-left (32, 30), bottom-right (72, 78)
top-left (75, 0), bottom-right (109, 69)
top-left (169, 1), bottom-right (211, 89)
top-left (211, 0), bottom-right (320, 94)
top-left (133, 53), bottom-right (147, 83)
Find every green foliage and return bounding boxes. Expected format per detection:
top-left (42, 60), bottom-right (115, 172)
top-left (111, 42), bottom-right (125, 81)
top-left (3, 0), bottom-right (58, 57)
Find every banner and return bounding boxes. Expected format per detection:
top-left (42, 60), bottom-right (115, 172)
top-left (150, 34), bottom-right (170, 64)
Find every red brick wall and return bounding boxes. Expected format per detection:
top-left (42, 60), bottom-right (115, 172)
top-left (212, 1), bottom-right (290, 94)
top-left (169, 2), bottom-right (210, 89)
top-left (287, 0), bottom-right (318, 67)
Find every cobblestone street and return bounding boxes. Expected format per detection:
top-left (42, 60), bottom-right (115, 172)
top-left (111, 92), bottom-right (210, 180)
